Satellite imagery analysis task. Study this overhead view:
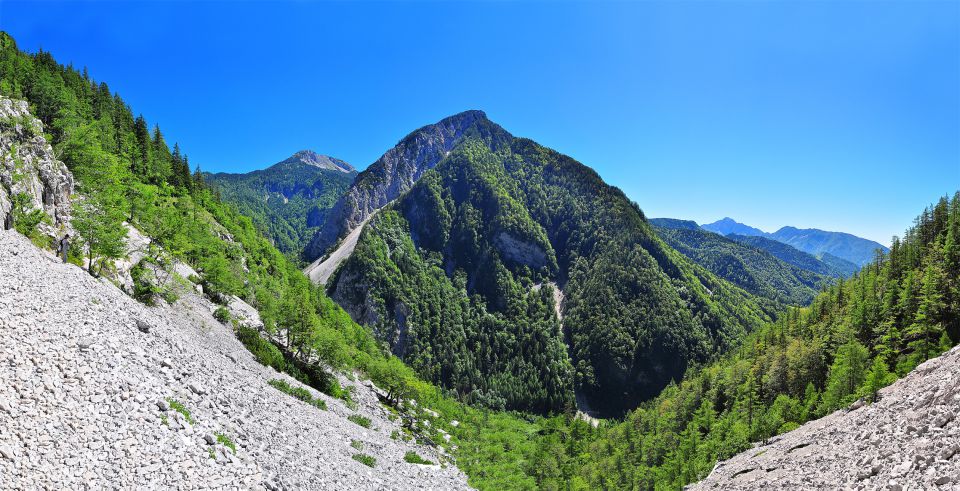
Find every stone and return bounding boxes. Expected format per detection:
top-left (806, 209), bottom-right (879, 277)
top-left (204, 434), bottom-right (216, 445)
top-left (136, 319), bottom-right (151, 333)
top-left (161, 359), bottom-right (173, 369)
top-left (0, 446), bottom-right (13, 461)
top-left (935, 476), bottom-right (952, 486)
top-left (188, 383), bottom-right (205, 395)
top-left (77, 338), bottom-right (94, 350)
top-left (157, 399), bottom-right (170, 412)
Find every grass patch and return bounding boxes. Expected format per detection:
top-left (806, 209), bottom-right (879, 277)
top-left (160, 414), bottom-right (168, 426)
top-left (347, 414), bottom-right (372, 428)
top-left (267, 379), bottom-right (327, 410)
top-left (404, 451), bottom-right (434, 465)
top-left (215, 432), bottom-right (237, 454)
top-left (167, 398), bottom-right (194, 424)
top-left (350, 439), bottom-right (364, 450)
top-left (352, 453), bottom-right (376, 467)
top-left (213, 306), bottom-right (231, 323)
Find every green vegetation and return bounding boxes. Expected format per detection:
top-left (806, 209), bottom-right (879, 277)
top-left (447, 193), bottom-right (959, 490)
top-left (347, 414), bottom-right (372, 428)
top-left (352, 453), bottom-right (376, 467)
top-left (205, 152), bottom-right (356, 262)
top-left (655, 225), bottom-right (832, 307)
top-left (728, 234), bottom-right (860, 278)
top-left (6, 30), bottom-right (956, 491)
top-left (350, 439), bottom-right (364, 450)
top-left (167, 398), bottom-right (193, 424)
top-left (267, 379), bottom-right (327, 410)
top-left (403, 451), bottom-right (434, 465)
top-left (213, 306), bottom-right (231, 323)
top-left (333, 121), bottom-right (772, 416)
top-left (215, 432), bottom-right (237, 454)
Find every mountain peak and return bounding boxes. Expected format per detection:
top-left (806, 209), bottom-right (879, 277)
top-left (281, 150), bottom-right (355, 173)
top-left (702, 218), bottom-right (769, 237)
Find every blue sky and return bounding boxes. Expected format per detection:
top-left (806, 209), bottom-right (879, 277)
top-left (2, 1), bottom-right (957, 245)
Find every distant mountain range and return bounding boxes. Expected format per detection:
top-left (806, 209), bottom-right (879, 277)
top-left (698, 217), bottom-right (888, 267)
top-left (206, 150), bottom-right (357, 258)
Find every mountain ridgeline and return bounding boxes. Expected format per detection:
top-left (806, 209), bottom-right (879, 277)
top-left (327, 111), bottom-right (773, 416)
top-left (205, 150), bottom-right (356, 259)
top-left (304, 110), bottom-right (493, 262)
top-left (702, 217), bottom-right (889, 267)
top-left (652, 224), bottom-right (834, 308)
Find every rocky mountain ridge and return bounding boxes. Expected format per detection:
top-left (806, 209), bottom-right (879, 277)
top-left (303, 110), bottom-right (502, 262)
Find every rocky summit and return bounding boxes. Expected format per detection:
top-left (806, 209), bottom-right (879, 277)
top-left (694, 344), bottom-right (960, 489)
top-left (0, 229), bottom-right (469, 490)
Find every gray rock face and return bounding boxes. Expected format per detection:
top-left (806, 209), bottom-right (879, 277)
top-left (694, 344), bottom-right (960, 490)
top-left (0, 229), bottom-right (470, 489)
top-left (304, 110), bottom-right (500, 262)
top-left (0, 97), bottom-right (74, 236)
top-left (493, 232), bottom-right (548, 269)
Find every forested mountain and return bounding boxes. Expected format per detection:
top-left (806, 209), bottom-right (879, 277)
top-left (702, 217), bottom-right (888, 267)
top-left (649, 217), bottom-right (700, 230)
top-left (654, 225), bottom-right (832, 307)
top-left (205, 150), bottom-right (356, 260)
top-left (729, 233), bottom-right (859, 278)
top-left (458, 194), bottom-right (960, 490)
top-left (304, 110), bottom-right (492, 261)
top-left (702, 217), bottom-right (768, 236)
top-left (328, 112), bottom-right (773, 417)
top-left (770, 226), bottom-right (889, 267)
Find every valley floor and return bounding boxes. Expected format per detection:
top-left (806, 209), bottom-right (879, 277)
top-left (0, 230), bottom-right (469, 490)
top-left (694, 343), bottom-right (960, 489)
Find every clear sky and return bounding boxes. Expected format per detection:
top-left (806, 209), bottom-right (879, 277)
top-left (2, 1), bottom-right (957, 245)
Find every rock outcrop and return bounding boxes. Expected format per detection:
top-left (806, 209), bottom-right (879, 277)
top-left (0, 229), bottom-right (470, 489)
top-left (0, 97), bottom-right (73, 236)
top-left (304, 110), bottom-right (505, 262)
top-left (694, 345), bottom-right (960, 489)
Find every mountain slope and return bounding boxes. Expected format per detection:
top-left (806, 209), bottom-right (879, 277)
top-left (770, 226), bottom-right (888, 267)
top-left (694, 344), bottom-right (960, 489)
top-left (728, 233), bottom-right (859, 278)
top-left (206, 151), bottom-right (356, 259)
top-left (303, 110), bottom-right (499, 262)
top-left (329, 112), bottom-right (773, 416)
top-left (702, 217), bottom-right (889, 267)
top-left (654, 225), bottom-right (832, 307)
top-left (0, 229), bottom-right (469, 490)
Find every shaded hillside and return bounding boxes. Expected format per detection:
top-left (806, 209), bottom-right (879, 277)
top-left (330, 112), bottom-right (772, 417)
top-left (206, 150), bottom-right (356, 259)
top-left (655, 225), bottom-right (832, 307)
top-left (729, 233), bottom-right (859, 278)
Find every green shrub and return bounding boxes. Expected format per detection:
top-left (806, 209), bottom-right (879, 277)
top-left (352, 453), bottom-right (376, 467)
top-left (131, 263), bottom-right (159, 306)
top-left (350, 439), bottom-right (363, 450)
top-left (215, 432), bottom-right (237, 454)
top-left (267, 379), bottom-right (327, 410)
top-left (213, 306), bottom-right (231, 323)
top-left (347, 414), bottom-right (371, 428)
top-left (167, 398), bottom-right (193, 424)
top-left (404, 451), bottom-right (434, 465)
top-left (236, 326), bottom-right (286, 371)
